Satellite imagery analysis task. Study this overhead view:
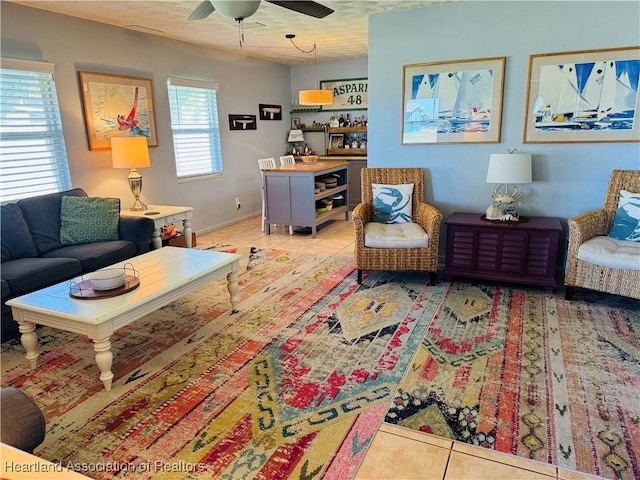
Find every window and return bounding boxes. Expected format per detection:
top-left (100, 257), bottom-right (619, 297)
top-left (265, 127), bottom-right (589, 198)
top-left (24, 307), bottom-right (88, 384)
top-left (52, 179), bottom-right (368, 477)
top-left (0, 58), bottom-right (72, 202)
top-left (167, 77), bottom-right (223, 180)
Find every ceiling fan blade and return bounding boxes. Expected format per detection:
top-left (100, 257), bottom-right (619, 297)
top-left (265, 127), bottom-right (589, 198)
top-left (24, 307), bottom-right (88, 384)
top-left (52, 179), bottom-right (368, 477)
top-left (266, 1), bottom-right (334, 18)
top-left (188, 1), bottom-right (216, 21)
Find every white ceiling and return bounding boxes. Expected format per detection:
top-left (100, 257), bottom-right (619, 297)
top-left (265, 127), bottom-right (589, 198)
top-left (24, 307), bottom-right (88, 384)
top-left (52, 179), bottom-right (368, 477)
top-left (9, 0), bottom-right (453, 65)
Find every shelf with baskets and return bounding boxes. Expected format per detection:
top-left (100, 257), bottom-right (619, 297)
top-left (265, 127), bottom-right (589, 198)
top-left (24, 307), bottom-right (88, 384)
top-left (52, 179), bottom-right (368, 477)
top-left (314, 173), bottom-right (347, 218)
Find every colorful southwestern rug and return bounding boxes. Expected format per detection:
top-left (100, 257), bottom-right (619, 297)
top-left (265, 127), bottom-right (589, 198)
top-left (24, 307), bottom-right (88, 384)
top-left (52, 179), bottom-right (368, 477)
top-left (385, 282), bottom-right (640, 480)
top-left (1, 247), bottom-right (446, 479)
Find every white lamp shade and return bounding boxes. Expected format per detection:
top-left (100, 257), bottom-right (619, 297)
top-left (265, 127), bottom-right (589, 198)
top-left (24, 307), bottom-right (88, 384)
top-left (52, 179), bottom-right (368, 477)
top-left (287, 129), bottom-right (305, 142)
top-left (299, 89), bottom-right (333, 106)
top-left (486, 153), bottom-right (532, 184)
top-left (111, 137), bottom-right (151, 169)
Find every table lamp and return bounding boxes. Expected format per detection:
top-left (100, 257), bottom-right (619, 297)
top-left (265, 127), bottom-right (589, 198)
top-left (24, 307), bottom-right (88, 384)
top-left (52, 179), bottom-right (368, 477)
top-left (287, 129), bottom-right (305, 142)
top-left (485, 152), bottom-right (532, 221)
top-left (111, 136), bottom-right (151, 211)
top-left (287, 129), bottom-right (305, 155)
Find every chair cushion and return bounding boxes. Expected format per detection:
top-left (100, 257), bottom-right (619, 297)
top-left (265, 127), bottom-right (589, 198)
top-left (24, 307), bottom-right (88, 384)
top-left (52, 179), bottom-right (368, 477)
top-left (1, 279), bottom-right (10, 302)
top-left (0, 387), bottom-right (46, 454)
top-left (1, 257), bottom-right (83, 296)
top-left (577, 236), bottom-right (640, 270)
top-left (609, 189), bottom-right (640, 242)
top-left (17, 188), bottom-right (87, 255)
top-left (1, 204), bottom-right (38, 262)
top-left (42, 241), bottom-right (136, 272)
top-left (372, 183), bottom-right (413, 224)
top-left (60, 196), bottom-right (120, 245)
top-left (364, 222), bottom-right (428, 248)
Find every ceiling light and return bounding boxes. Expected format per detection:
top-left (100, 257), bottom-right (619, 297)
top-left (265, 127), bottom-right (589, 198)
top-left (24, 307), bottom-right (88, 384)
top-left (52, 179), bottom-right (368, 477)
top-left (298, 89), bottom-right (333, 105)
top-left (287, 34), bottom-right (333, 106)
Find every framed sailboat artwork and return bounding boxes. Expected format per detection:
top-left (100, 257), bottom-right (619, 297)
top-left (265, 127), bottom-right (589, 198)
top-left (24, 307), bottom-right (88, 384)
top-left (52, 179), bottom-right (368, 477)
top-left (78, 72), bottom-right (158, 150)
top-left (401, 57), bottom-right (506, 144)
top-left (523, 46), bottom-right (640, 143)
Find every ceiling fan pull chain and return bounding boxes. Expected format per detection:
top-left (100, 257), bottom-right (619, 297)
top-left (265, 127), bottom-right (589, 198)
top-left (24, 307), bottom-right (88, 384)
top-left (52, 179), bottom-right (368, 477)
top-left (236, 19), bottom-right (245, 49)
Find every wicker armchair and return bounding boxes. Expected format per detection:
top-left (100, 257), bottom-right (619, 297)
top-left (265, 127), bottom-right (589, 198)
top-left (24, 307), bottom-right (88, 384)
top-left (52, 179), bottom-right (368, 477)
top-left (352, 168), bottom-right (442, 284)
top-left (564, 169), bottom-right (640, 300)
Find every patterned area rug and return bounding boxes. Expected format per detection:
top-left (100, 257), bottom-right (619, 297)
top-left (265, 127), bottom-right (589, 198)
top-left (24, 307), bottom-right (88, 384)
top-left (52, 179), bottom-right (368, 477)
top-left (1, 247), bottom-right (445, 479)
top-left (386, 282), bottom-right (640, 480)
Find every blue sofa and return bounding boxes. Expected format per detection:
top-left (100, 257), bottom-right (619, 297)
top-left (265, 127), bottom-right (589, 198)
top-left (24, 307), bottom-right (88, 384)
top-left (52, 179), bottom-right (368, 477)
top-left (1, 188), bottom-right (154, 340)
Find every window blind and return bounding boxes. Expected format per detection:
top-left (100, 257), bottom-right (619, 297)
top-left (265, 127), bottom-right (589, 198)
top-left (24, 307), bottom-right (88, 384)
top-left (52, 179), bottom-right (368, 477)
top-left (167, 77), bottom-right (223, 180)
top-left (0, 58), bottom-right (72, 202)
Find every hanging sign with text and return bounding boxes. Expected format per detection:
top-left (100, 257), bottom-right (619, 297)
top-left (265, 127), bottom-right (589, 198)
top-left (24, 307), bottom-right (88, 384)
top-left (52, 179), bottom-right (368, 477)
top-left (319, 77), bottom-right (368, 111)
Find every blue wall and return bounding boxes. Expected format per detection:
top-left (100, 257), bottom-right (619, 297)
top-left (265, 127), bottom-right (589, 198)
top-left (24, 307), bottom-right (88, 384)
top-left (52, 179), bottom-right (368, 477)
top-left (369, 1), bottom-right (640, 230)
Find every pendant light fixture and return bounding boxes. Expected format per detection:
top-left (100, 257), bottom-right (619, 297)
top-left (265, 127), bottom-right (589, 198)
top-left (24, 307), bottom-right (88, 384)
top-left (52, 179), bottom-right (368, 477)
top-left (287, 34), bottom-right (333, 106)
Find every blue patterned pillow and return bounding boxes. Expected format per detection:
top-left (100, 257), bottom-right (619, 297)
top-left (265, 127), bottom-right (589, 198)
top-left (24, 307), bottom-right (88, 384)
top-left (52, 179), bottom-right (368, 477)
top-left (60, 196), bottom-right (120, 245)
top-left (609, 190), bottom-right (640, 242)
top-left (372, 183), bottom-right (414, 224)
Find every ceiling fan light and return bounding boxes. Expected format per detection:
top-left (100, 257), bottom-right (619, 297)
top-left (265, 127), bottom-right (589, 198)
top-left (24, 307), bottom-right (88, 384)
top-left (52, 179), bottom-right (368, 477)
top-left (212, 0), bottom-right (260, 20)
top-left (299, 89), bottom-right (333, 106)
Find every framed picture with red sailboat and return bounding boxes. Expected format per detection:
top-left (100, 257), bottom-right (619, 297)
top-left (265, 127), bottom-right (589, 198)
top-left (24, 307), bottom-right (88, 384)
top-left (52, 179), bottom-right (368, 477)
top-left (78, 71), bottom-right (158, 150)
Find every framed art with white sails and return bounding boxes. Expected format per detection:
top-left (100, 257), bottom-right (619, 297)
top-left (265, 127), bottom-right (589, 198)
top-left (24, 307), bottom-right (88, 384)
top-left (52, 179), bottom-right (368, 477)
top-left (401, 57), bottom-right (506, 144)
top-left (523, 46), bottom-right (640, 143)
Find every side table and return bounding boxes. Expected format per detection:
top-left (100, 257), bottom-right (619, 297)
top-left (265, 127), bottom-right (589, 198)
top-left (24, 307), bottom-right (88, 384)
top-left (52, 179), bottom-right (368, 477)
top-left (121, 205), bottom-right (193, 250)
top-left (443, 212), bottom-right (562, 292)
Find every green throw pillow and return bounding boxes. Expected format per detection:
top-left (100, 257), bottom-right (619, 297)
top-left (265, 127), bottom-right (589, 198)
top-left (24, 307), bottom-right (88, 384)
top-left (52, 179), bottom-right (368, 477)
top-left (372, 183), bottom-right (414, 224)
top-left (60, 196), bottom-right (120, 245)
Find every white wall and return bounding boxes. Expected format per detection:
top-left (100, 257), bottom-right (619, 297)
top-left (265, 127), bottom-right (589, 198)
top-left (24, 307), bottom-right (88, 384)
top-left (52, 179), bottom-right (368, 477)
top-left (1, 3), bottom-right (292, 233)
top-left (369, 1), bottom-right (640, 230)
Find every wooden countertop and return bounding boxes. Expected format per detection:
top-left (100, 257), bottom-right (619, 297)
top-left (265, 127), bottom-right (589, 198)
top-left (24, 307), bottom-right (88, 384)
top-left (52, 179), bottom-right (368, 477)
top-left (261, 160), bottom-right (348, 172)
top-left (318, 155), bottom-right (367, 161)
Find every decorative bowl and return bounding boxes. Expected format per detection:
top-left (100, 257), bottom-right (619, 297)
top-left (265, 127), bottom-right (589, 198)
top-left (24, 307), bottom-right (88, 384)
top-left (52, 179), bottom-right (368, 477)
top-left (90, 269), bottom-right (125, 291)
top-left (301, 155), bottom-right (319, 164)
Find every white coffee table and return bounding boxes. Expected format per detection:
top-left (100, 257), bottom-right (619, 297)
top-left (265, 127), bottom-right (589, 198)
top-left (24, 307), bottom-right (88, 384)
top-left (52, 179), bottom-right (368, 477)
top-left (7, 247), bottom-right (240, 392)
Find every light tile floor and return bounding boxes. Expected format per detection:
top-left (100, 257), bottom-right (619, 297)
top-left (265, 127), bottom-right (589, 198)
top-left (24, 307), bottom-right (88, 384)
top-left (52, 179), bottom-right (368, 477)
top-left (197, 216), bottom-right (607, 480)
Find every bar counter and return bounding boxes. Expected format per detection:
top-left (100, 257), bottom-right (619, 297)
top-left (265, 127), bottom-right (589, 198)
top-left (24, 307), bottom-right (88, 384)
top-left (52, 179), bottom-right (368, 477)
top-left (261, 160), bottom-right (348, 172)
top-left (262, 161), bottom-right (349, 238)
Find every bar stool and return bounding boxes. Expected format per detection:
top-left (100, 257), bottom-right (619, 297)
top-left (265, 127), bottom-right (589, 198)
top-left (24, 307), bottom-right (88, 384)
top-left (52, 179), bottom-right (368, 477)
top-left (279, 155), bottom-right (295, 166)
top-left (258, 158), bottom-right (293, 234)
top-left (258, 158), bottom-right (276, 232)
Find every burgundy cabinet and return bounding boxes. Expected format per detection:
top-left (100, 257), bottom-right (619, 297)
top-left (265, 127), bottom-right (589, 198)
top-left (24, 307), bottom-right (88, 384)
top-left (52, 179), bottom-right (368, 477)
top-left (443, 213), bottom-right (562, 292)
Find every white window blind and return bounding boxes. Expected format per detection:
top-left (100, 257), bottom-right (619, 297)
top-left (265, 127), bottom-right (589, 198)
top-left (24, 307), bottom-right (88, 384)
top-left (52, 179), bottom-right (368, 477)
top-left (0, 58), bottom-right (72, 202)
top-left (167, 77), bottom-right (223, 180)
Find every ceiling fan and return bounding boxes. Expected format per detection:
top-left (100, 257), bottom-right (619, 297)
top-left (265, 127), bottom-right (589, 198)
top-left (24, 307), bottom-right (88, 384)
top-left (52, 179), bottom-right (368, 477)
top-left (188, 1), bottom-right (334, 23)
top-left (188, 1), bottom-right (333, 49)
